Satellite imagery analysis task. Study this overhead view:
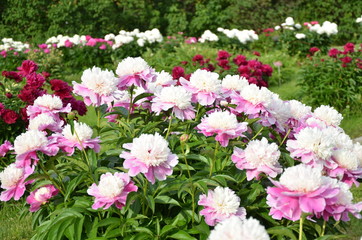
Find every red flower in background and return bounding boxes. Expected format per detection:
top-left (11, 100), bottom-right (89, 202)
top-left (2, 109), bottom-right (19, 124)
top-left (17, 60), bottom-right (38, 77)
top-left (343, 43), bottom-right (355, 54)
top-left (328, 48), bottom-right (340, 58)
top-left (233, 55), bottom-right (247, 66)
top-left (217, 50), bottom-right (231, 60)
top-left (253, 51), bottom-right (261, 57)
top-left (340, 56), bottom-right (352, 64)
top-left (172, 66), bottom-right (186, 80)
top-left (309, 47), bottom-right (320, 56)
top-left (2, 71), bottom-right (22, 82)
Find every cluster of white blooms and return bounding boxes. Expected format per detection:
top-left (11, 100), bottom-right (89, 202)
top-left (295, 33), bottom-right (306, 39)
top-left (275, 17), bottom-right (302, 31)
top-left (45, 34), bottom-right (87, 47)
top-left (0, 38), bottom-right (30, 51)
top-left (217, 28), bottom-right (258, 44)
top-left (199, 30), bottom-right (219, 43)
top-left (309, 21), bottom-right (338, 36)
top-left (105, 28), bottom-right (163, 48)
top-left (357, 15), bottom-right (362, 23)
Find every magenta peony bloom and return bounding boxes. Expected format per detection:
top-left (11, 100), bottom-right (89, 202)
top-left (87, 172), bottom-right (138, 210)
top-left (120, 133), bottom-right (178, 184)
top-left (0, 164), bottom-right (34, 201)
top-left (198, 186), bottom-right (246, 226)
top-left (17, 60), bottom-right (38, 77)
top-left (0, 140), bottom-right (13, 157)
top-left (196, 111), bottom-right (248, 147)
top-left (328, 48), bottom-right (340, 58)
top-left (266, 164), bottom-right (339, 221)
top-left (232, 138), bottom-right (282, 180)
top-left (26, 185), bottom-right (59, 212)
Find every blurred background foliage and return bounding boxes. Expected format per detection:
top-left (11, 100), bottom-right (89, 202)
top-left (0, 0), bottom-right (361, 44)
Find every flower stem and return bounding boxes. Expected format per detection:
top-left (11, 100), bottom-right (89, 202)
top-left (321, 220), bottom-right (326, 236)
top-left (210, 141), bottom-right (219, 177)
top-left (279, 128), bottom-right (291, 147)
top-left (38, 160), bottom-right (65, 197)
top-left (249, 127), bottom-right (264, 142)
top-left (299, 216), bottom-right (304, 240)
top-left (165, 115), bottom-right (173, 139)
top-left (127, 85), bottom-right (135, 123)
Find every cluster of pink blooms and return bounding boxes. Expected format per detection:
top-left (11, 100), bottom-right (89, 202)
top-left (171, 50), bottom-right (272, 88)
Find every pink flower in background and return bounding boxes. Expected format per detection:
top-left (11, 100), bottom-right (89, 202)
top-left (120, 133), bottom-right (178, 184)
top-left (151, 86), bottom-right (195, 121)
top-left (64, 40), bottom-right (73, 48)
top-left (86, 38), bottom-right (97, 47)
top-left (87, 172), bottom-right (138, 210)
top-left (116, 57), bottom-right (156, 90)
top-left (198, 186), bottom-right (246, 226)
top-left (73, 67), bottom-right (118, 107)
top-left (232, 137), bottom-right (282, 180)
top-left (266, 164), bottom-right (339, 221)
top-left (185, 37), bottom-right (197, 44)
top-left (0, 50), bottom-right (6, 58)
top-left (0, 140), bottom-right (13, 157)
top-left (99, 44), bottom-right (107, 50)
top-left (196, 111), bottom-right (248, 147)
top-left (311, 21), bottom-right (319, 25)
top-left (26, 185), bottom-right (59, 212)
top-left (0, 164), bottom-right (34, 201)
top-left (273, 61), bottom-right (282, 67)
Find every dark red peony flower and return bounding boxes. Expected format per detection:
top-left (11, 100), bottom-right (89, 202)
top-left (192, 54), bottom-right (204, 62)
top-left (233, 55), bottom-right (247, 66)
top-left (172, 66), bottom-right (186, 80)
top-left (261, 64), bottom-right (273, 76)
top-left (5, 93), bottom-right (12, 98)
top-left (237, 65), bottom-right (250, 75)
top-left (2, 109), bottom-right (19, 124)
top-left (2, 71), bottom-right (22, 82)
top-left (217, 50), bottom-right (231, 60)
top-left (328, 48), bottom-right (340, 58)
top-left (18, 87), bottom-right (46, 105)
top-left (253, 51), bottom-right (261, 57)
top-left (17, 60), bottom-right (38, 77)
top-left (217, 59), bottom-right (231, 70)
top-left (42, 71), bottom-right (51, 79)
top-left (247, 59), bottom-right (262, 69)
top-left (0, 103), bottom-right (5, 116)
top-left (344, 42), bottom-right (355, 54)
top-left (50, 79), bottom-right (73, 99)
top-left (26, 73), bottom-right (46, 89)
top-left (340, 56), bottom-right (352, 64)
top-left (309, 47), bottom-right (320, 56)
top-left (19, 107), bottom-right (29, 121)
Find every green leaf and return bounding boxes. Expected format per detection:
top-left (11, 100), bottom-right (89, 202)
top-left (146, 195), bottom-right (155, 213)
top-left (155, 195), bottom-right (181, 207)
top-left (160, 225), bottom-right (177, 237)
top-left (168, 230), bottom-right (197, 240)
top-left (267, 226), bottom-right (297, 240)
top-left (133, 93), bottom-right (153, 104)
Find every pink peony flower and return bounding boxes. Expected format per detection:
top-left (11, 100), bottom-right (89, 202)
top-left (73, 67), bottom-right (118, 107)
top-left (198, 186), bottom-right (246, 226)
top-left (27, 113), bottom-right (64, 132)
top-left (266, 164), bottom-right (339, 221)
top-left (52, 121), bottom-right (100, 156)
top-left (87, 172), bottom-right (138, 210)
top-left (0, 140), bottom-right (13, 157)
top-left (120, 133), bottom-right (178, 184)
top-left (232, 138), bottom-right (282, 180)
top-left (151, 86), bottom-right (195, 121)
top-left (26, 185), bottom-right (59, 212)
top-left (180, 69), bottom-right (222, 106)
top-left (196, 111), bottom-right (248, 147)
top-left (0, 164), bottom-right (34, 201)
top-left (27, 94), bottom-right (71, 120)
top-left (116, 57), bottom-right (156, 90)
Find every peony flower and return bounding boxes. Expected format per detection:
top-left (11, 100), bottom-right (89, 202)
top-left (87, 172), bottom-right (138, 210)
top-left (120, 133), bottom-right (178, 184)
top-left (286, 127), bottom-right (339, 168)
top-left (198, 186), bottom-right (246, 226)
top-left (208, 216), bottom-right (270, 240)
top-left (116, 57), bottom-right (156, 89)
top-left (27, 94), bottom-right (72, 120)
top-left (28, 113), bottom-right (63, 132)
top-left (0, 140), bottom-right (13, 157)
top-left (232, 138), bottom-right (282, 180)
top-left (266, 164), bottom-right (339, 221)
top-left (196, 111), bottom-right (248, 147)
top-left (180, 69), bottom-right (222, 106)
top-left (221, 75), bottom-right (249, 98)
top-left (316, 177), bottom-right (362, 221)
top-left (0, 164), bottom-right (34, 201)
top-left (313, 105), bottom-right (343, 127)
top-left (26, 185), bottom-right (59, 212)
top-left (1, 109), bottom-right (19, 124)
top-left (14, 130), bottom-right (58, 167)
top-left (151, 86), bottom-right (195, 121)
top-left (53, 121), bottom-right (100, 156)
top-left (73, 66), bottom-right (118, 106)
top-left (146, 70), bottom-right (176, 94)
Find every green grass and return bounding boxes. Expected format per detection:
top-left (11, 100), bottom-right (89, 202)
top-left (0, 201), bottom-right (34, 240)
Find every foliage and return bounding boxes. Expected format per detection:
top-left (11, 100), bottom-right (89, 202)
top-left (299, 43), bottom-right (362, 114)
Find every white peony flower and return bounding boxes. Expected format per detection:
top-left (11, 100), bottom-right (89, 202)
top-left (189, 69), bottom-right (222, 93)
top-left (97, 173), bottom-right (125, 198)
top-left (295, 33), bottom-right (306, 39)
top-left (244, 138), bottom-right (280, 167)
top-left (333, 149), bottom-right (359, 170)
top-left (222, 75), bottom-right (249, 92)
top-left (116, 57), bottom-right (150, 76)
top-left (280, 164), bottom-right (322, 192)
top-left (313, 105), bottom-right (343, 127)
top-left (0, 164), bottom-right (24, 188)
top-left (157, 86), bottom-right (192, 109)
top-left (34, 94), bottom-right (63, 110)
top-left (14, 130), bottom-right (48, 155)
top-left (206, 111), bottom-right (239, 130)
top-left (239, 84), bottom-right (273, 106)
top-left (62, 122), bottom-right (94, 142)
top-left (288, 100), bottom-right (312, 120)
top-left (208, 216), bottom-right (270, 240)
top-left (80, 66), bottom-right (118, 95)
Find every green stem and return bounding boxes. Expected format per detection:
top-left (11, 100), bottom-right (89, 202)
top-left (279, 128), bottom-right (291, 147)
top-left (38, 160), bottom-right (65, 196)
top-left (249, 127), bottom-right (264, 142)
top-left (143, 177), bottom-right (149, 215)
top-left (210, 141), bottom-right (219, 177)
top-left (321, 220), bottom-right (326, 236)
top-left (299, 216), bottom-right (304, 240)
top-left (127, 85), bottom-right (135, 123)
top-left (165, 115), bottom-right (173, 139)
top-left (181, 142), bottom-right (191, 178)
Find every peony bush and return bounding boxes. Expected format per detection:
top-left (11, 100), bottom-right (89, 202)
top-left (0, 57), bottom-right (361, 240)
